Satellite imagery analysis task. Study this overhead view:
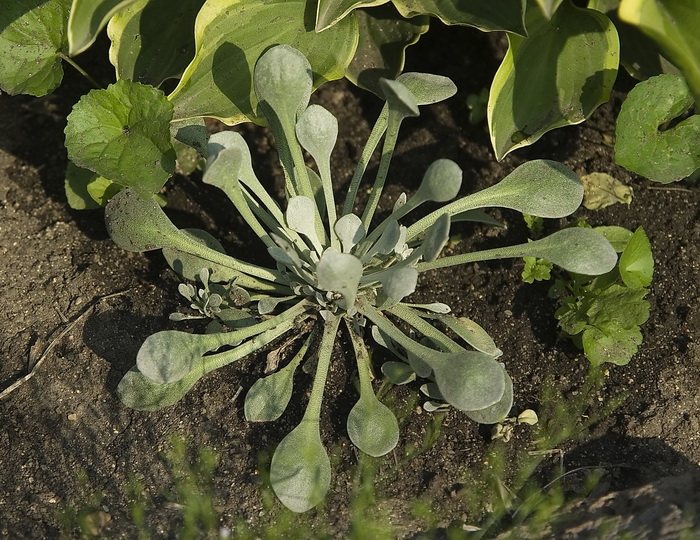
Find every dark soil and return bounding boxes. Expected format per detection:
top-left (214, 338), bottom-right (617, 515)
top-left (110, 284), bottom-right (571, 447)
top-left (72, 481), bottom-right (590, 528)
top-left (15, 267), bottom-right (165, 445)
top-left (1, 24), bottom-right (699, 539)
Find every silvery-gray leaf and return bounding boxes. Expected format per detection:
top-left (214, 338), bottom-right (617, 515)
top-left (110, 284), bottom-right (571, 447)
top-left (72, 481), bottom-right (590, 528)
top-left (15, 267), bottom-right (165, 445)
top-left (379, 266), bottom-right (418, 302)
top-left (316, 251), bottom-right (363, 311)
top-left (405, 302), bottom-right (451, 314)
top-left (464, 370), bottom-right (513, 424)
top-left (334, 213), bottom-right (366, 253)
top-left (393, 193), bottom-right (407, 212)
top-left (380, 78), bottom-right (419, 119)
top-left (451, 209), bottom-right (505, 228)
top-left (423, 401), bottom-right (450, 412)
top-left (286, 196), bottom-right (322, 253)
top-left (363, 220), bottom-right (401, 262)
top-left (268, 246), bottom-right (297, 267)
top-left (420, 213), bottom-right (450, 262)
top-left (258, 296), bottom-right (294, 315)
top-left (207, 130), bottom-right (242, 160)
top-left (440, 317), bottom-right (502, 358)
top-left (296, 105), bottom-right (338, 172)
top-left (414, 159), bottom-right (462, 204)
top-left (254, 45), bottom-right (312, 121)
top-left (396, 72), bottom-right (457, 105)
top-left (420, 382), bottom-right (443, 400)
top-left (381, 361), bottom-right (416, 385)
top-left (163, 229), bottom-right (235, 282)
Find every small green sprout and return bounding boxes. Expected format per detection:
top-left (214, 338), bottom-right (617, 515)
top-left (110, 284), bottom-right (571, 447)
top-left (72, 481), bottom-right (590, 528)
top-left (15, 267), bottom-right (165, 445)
top-left (107, 45), bottom-right (617, 512)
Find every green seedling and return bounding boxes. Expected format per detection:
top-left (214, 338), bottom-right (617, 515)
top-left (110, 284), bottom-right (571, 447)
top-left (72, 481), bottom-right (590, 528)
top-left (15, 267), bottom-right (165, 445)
top-left (525, 224), bottom-right (653, 367)
top-left (105, 45), bottom-right (617, 512)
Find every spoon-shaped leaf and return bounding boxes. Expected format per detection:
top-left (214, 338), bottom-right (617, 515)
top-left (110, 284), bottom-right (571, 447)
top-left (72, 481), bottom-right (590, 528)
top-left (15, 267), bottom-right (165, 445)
top-left (463, 368), bottom-right (513, 424)
top-left (378, 266), bottom-right (418, 302)
top-left (254, 44), bottom-right (312, 122)
top-left (381, 361), bottom-right (416, 385)
top-left (287, 196), bottom-right (324, 254)
top-left (296, 104), bottom-right (338, 173)
top-left (105, 188), bottom-right (181, 252)
top-left (347, 324), bottom-right (399, 456)
top-left (136, 330), bottom-right (238, 384)
top-left (270, 418), bottom-right (331, 513)
top-left (334, 213), bottom-right (366, 253)
top-left (419, 227), bottom-right (618, 276)
top-left (396, 72), bottom-right (458, 105)
top-left (438, 317), bottom-right (502, 358)
top-left (426, 351), bottom-right (507, 412)
top-left (413, 159), bottom-right (462, 204)
top-left (316, 251), bottom-right (363, 311)
top-left (380, 78), bottom-right (419, 119)
top-left (244, 336), bottom-right (311, 422)
top-left (407, 160), bottom-right (584, 241)
top-left (347, 390), bottom-right (400, 457)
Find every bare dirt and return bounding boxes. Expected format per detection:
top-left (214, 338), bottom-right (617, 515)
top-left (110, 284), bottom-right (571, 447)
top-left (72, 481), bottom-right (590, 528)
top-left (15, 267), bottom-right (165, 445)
top-left (1, 25), bottom-right (699, 539)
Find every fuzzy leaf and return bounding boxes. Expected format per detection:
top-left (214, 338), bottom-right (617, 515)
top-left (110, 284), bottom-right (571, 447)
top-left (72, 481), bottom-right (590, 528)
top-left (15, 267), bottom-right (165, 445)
top-left (464, 369), bottom-right (513, 424)
top-left (381, 361), bottom-right (416, 384)
top-left (105, 188), bottom-right (181, 251)
top-left (245, 358), bottom-right (301, 422)
top-left (168, 0), bottom-right (358, 124)
top-left (136, 330), bottom-right (227, 384)
top-left (347, 389), bottom-right (399, 456)
top-left (255, 45), bottom-right (313, 123)
top-left (380, 77), bottom-right (419, 118)
top-left (286, 196), bottom-right (323, 253)
top-left (378, 266), bottom-right (418, 301)
top-left (270, 419), bottom-right (331, 513)
top-left (296, 105), bottom-right (338, 174)
top-left (117, 365), bottom-right (204, 411)
top-left (415, 159), bottom-right (462, 203)
top-left (396, 71), bottom-right (457, 105)
top-left (439, 317), bottom-right (502, 358)
top-left (163, 228), bottom-right (236, 283)
top-left (316, 251), bottom-right (363, 310)
top-left (425, 351), bottom-right (507, 412)
top-left (65, 80), bottom-right (176, 198)
top-left (420, 213), bottom-right (450, 262)
top-left (335, 213), bottom-right (366, 253)
top-left (0, 0), bottom-right (70, 96)
top-left (615, 74), bottom-right (700, 183)
top-left (619, 227), bottom-right (654, 289)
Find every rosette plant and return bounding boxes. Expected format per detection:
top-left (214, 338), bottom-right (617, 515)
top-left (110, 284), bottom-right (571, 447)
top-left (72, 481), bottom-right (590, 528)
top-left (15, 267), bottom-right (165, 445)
top-left (107, 45), bottom-right (617, 512)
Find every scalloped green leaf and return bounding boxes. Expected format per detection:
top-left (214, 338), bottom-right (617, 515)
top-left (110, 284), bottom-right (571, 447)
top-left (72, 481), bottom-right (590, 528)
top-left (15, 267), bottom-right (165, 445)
top-left (488, 1), bottom-right (618, 160)
top-left (65, 79), bottom-right (176, 198)
top-left (168, 0), bottom-right (359, 124)
top-left (107, 0), bottom-right (205, 86)
top-left (615, 74), bottom-right (700, 183)
top-left (0, 0), bottom-right (70, 96)
top-left (345, 4), bottom-right (429, 96)
top-left (392, 0), bottom-right (526, 34)
top-left (68, 0), bottom-right (139, 56)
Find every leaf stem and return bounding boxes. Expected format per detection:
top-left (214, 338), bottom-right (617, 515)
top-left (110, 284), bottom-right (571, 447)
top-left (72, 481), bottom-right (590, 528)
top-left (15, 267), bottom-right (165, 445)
top-left (387, 304), bottom-right (461, 353)
top-left (303, 313), bottom-right (341, 421)
top-left (58, 53), bottom-right (102, 89)
top-left (342, 107), bottom-right (389, 216)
